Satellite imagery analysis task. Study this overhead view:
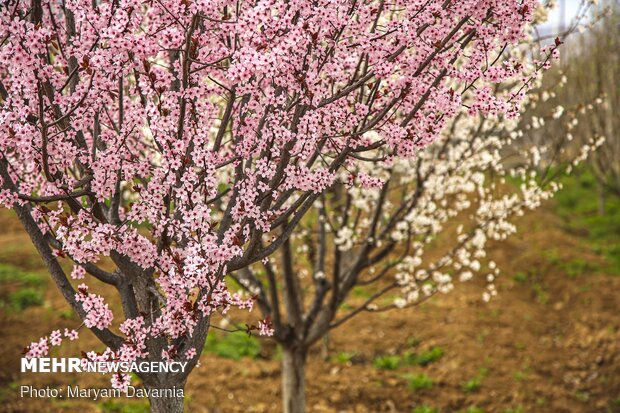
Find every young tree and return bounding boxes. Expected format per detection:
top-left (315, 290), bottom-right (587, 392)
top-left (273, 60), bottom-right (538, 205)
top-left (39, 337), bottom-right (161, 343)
top-left (1, 0), bottom-right (541, 411)
top-left (233, 103), bottom-right (599, 413)
top-left (223, 6), bottom-right (605, 413)
top-left (546, 0), bottom-right (620, 207)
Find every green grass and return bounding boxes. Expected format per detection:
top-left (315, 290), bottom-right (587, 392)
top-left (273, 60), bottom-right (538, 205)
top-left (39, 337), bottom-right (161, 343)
top-left (554, 168), bottom-right (620, 275)
top-left (572, 391), bottom-right (590, 402)
top-left (403, 373), bottom-right (433, 391)
top-left (331, 351), bottom-right (357, 364)
top-left (462, 368), bottom-right (488, 393)
top-left (59, 308), bottom-right (76, 319)
top-left (405, 336), bottom-right (422, 348)
top-left (512, 370), bottom-right (528, 382)
top-left (412, 406), bottom-right (438, 413)
top-left (204, 331), bottom-right (262, 360)
top-left (8, 288), bottom-right (44, 311)
top-left (563, 258), bottom-right (597, 278)
top-left (99, 400), bottom-right (150, 413)
top-left (543, 251), bottom-right (599, 278)
top-left (373, 354), bottom-right (401, 370)
top-left (542, 248), bottom-right (562, 266)
top-left (458, 407), bottom-right (485, 413)
top-left (535, 397), bottom-right (548, 407)
top-left (373, 346), bottom-right (444, 371)
top-left (406, 346), bottom-right (445, 366)
top-left (503, 407), bottom-right (526, 413)
top-left (352, 286), bottom-right (371, 298)
top-left (0, 263), bottom-right (45, 287)
top-left (531, 283), bottom-right (549, 305)
top-left (0, 264), bottom-right (46, 312)
top-left (0, 381), bottom-right (18, 403)
top-left (512, 271), bottom-right (529, 283)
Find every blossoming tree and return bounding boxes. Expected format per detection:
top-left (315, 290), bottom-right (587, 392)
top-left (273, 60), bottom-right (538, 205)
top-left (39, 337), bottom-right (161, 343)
top-left (546, 0), bottom-right (620, 205)
top-left (1, 0), bottom-right (542, 411)
top-left (221, 5), bottom-right (607, 412)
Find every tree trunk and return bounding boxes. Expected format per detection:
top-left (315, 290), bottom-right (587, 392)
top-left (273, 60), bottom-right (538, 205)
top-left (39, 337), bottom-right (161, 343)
top-left (321, 333), bottom-right (330, 360)
top-left (597, 181), bottom-right (606, 216)
top-left (281, 345), bottom-right (307, 413)
top-left (145, 381), bottom-right (185, 413)
top-left (149, 395), bottom-right (184, 413)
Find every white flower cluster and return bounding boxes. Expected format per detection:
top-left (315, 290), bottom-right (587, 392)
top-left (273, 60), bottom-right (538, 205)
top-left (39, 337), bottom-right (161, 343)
top-left (334, 226), bottom-right (355, 251)
top-left (330, 76), bottom-right (603, 310)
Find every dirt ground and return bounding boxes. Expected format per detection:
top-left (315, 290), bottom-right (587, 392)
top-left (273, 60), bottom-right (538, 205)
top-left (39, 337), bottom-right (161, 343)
top-left (0, 205), bottom-right (619, 413)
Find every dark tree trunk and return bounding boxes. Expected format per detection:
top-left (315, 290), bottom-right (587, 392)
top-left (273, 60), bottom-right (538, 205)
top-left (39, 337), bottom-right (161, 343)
top-left (281, 344), bottom-right (307, 413)
top-left (597, 181), bottom-right (606, 216)
top-left (144, 378), bottom-right (186, 413)
top-left (148, 394), bottom-right (184, 413)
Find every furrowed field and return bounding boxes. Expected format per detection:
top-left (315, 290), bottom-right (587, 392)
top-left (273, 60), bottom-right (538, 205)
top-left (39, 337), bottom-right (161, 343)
top-left (1, 170), bottom-right (619, 413)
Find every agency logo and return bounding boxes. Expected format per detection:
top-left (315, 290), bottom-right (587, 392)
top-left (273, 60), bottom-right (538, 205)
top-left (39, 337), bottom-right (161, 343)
top-left (21, 358), bottom-right (189, 374)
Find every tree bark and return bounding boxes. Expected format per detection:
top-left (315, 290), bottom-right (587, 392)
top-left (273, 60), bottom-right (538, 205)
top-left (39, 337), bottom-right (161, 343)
top-left (148, 395), bottom-right (184, 413)
top-left (597, 180), bottom-right (606, 216)
top-left (281, 345), bottom-right (307, 413)
top-left (145, 380), bottom-right (186, 413)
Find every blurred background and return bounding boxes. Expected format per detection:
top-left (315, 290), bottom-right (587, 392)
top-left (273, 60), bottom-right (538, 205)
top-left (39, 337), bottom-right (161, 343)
top-left (0, 1), bottom-right (619, 412)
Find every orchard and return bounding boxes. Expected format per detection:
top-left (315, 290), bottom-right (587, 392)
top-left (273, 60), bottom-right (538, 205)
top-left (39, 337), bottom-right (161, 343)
top-left (0, 0), bottom-right (618, 412)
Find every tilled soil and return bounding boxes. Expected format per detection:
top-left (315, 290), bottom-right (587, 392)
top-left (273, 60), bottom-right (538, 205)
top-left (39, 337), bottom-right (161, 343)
top-left (0, 208), bottom-right (619, 413)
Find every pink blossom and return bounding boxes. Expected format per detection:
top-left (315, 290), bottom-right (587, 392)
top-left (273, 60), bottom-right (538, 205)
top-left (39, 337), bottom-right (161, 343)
top-left (64, 329), bottom-right (79, 341)
top-left (49, 330), bottom-right (62, 346)
top-left (258, 319), bottom-right (275, 337)
top-left (185, 348), bottom-right (197, 360)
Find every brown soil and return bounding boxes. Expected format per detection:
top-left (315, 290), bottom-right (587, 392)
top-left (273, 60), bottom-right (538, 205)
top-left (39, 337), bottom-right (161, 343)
top-left (0, 207), bottom-right (619, 413)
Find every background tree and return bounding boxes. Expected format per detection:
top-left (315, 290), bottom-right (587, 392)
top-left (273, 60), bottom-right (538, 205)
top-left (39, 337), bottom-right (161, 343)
top-left (534, 0), bottom-right (620, 211)
top-left (224, 5), bottom-right (607, 412)
top-left (1, 0), bottom-right (543, 411)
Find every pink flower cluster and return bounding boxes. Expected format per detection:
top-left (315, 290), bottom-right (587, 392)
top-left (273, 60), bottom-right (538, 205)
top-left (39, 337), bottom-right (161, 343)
top-left (24, 329), bottom-right (79, 359)
top-left (75, 284), bottom-right (114, 330)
